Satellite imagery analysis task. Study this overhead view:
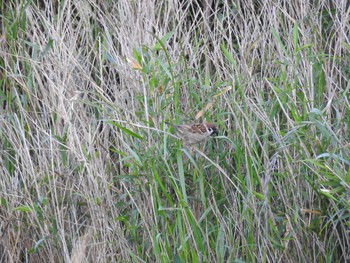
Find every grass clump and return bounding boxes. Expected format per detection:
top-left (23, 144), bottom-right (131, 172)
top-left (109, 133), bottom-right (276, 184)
top-left (0, 0), bottom-right (349, 262)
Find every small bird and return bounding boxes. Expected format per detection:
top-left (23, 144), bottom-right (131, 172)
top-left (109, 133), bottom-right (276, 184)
top-left (166, 121), bottom-right (218, 145)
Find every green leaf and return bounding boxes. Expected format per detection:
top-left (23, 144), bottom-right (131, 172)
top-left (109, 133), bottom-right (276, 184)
top-left (176, 150), bottom-right (187, 202)
top-left (220, 44), bottom-right (237, 67)
top-left (108, 121), bottom-right (144, 140)
top-left (40, 39), bottom-right (54, 58)
top-left (14, 205), bottom-right (33, 213)
top-left (272, 29), bottom-right (289, 56)
top-left (152, 31), bottom-right (174, 51)
top-left (293, 21), bottom-right (298, 49)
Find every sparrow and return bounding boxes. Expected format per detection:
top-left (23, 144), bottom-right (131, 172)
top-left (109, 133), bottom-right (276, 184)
top-left (166, 121), bottom-right (218, 145)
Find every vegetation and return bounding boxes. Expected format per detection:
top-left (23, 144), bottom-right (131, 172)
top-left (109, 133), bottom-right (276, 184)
top-left (1, 0), bottom-right (349, 262)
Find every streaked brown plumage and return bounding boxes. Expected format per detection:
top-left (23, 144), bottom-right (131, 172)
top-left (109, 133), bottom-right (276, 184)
top-left (166, 121), bottom-right (218, 145)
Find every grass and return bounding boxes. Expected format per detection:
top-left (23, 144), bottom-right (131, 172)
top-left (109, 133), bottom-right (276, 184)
top-left (1, 0), bottom-right (349, 262)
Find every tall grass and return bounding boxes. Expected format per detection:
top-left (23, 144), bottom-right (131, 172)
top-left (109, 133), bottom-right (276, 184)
top-left (1, 0), bottom-right (349, 262)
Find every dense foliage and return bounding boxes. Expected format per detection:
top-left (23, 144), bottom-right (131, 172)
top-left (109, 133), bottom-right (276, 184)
top-left (1, 0), bottom-right (349, 262)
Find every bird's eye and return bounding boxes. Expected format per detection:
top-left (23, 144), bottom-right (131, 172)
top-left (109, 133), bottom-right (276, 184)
top-left (208, 127), bottom-right (213, 133)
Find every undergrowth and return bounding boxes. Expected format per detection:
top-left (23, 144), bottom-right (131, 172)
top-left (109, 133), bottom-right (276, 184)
top-left (0, 0), bottom-right (349, 262)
